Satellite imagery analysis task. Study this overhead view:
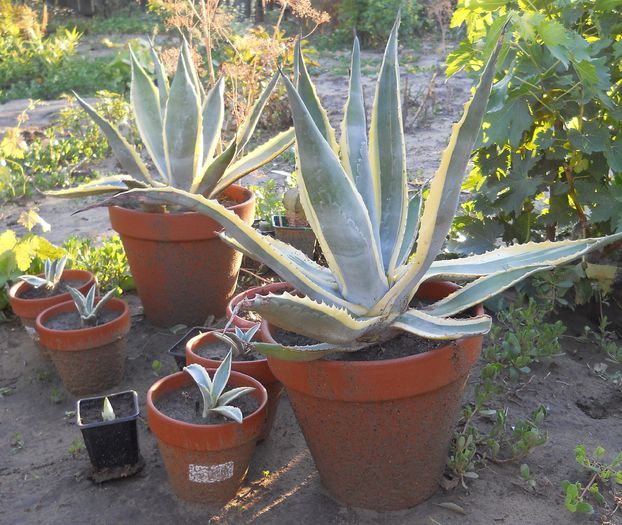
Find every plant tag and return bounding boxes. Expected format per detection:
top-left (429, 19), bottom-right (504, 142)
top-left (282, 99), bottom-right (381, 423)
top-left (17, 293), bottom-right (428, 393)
top-left (188, 462), bottom-right (234, 483)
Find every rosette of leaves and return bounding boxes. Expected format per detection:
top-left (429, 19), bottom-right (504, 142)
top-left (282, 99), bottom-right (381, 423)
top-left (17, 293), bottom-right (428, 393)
top-left (48, 39), bottom-right (294, 201)
top-left (83, 16), bottom-right (622, 360)
top-left (447, 0), bottom-right (622, 254)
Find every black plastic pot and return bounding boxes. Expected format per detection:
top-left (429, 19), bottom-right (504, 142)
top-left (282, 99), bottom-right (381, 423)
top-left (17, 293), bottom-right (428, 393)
top-left (167, 327), bottom-right (211, 370)
top-left (76, 390), bottom-right (140, 470)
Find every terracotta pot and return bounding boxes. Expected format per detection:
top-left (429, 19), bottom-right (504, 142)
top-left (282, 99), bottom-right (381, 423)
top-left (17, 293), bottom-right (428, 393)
top-left (8, 269), bottom-right (95, 338)
top-left (227, 281), bottom-right (294, 332)
top-left (108, 184), bottom-right (255, 327)
top-left (147, 370), bottom-right (267, 504)
top-left (35, 298), bottom-right (131, 396)
top-left (264, 280), bottom-right (485, 510)
top-left (185, 330), bottom-right (283, 441)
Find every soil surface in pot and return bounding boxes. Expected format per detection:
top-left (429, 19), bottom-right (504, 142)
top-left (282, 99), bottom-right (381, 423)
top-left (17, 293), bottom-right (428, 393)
top-left (43, 309), bottom-right (120, 330)
top-left (18, 279), bottom-right (87, 300)
top-left (80, 395), bottom-right (136, 425)
top-left (328, 332), bottom-right (442, 362)
top-left (272, 328), bottom-right (320, 347)
top-left (195, 338), bottom-right (262, 362)
top-left (155, 385), bottom-right (260, 425)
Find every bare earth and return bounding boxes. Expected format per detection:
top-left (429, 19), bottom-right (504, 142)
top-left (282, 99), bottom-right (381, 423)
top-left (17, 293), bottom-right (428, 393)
top-left (1, 44), bottom-right (621, 525)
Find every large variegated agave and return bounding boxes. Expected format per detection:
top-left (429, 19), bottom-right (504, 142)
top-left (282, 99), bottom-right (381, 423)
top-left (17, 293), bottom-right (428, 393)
top-left (90, 19), bottom-right (622, 360)
top-left (48, 39), bottom-right (294, 199)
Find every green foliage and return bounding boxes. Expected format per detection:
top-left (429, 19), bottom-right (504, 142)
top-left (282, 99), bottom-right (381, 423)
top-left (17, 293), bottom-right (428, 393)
top-left (563, 445), bottom-right (622, 515)
top-left (249, 179), bottom-right (285, 224)
top-left (448, 0), bottom-right (622, 253)
top-left (0, 92), bottom-right (135, 202)
top-left (482, 298), bottom-right (566, 380)
top-left (63, 235), bottom-right (134, 294)
top-left (53, 8), bottom-right (162, 36)
top-left (334, 0), bottom-right (426, 47)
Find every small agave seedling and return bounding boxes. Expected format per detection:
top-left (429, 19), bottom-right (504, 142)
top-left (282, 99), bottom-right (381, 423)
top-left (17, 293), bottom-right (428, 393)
top-left (183, 351), bottom-right (255, 424)
top-left (213, 323), bottom-right (261, 358)
top-left (47, 38), bottom-right (294, 201)
top-left (19, 255), bottom-right (69, 292)
top-left (101, 397), bottom-right (116, 422)
top-left (84, 16), bottom-right (622, 360)
top-left (67, 284), bottom-right (116, 328)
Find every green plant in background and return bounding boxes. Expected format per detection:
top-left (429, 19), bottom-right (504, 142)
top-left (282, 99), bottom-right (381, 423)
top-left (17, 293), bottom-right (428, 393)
top-left (0, 92), bottom-right (135, 202)
top-left (563, 445), bottom-right (622, 515)
top-left (447, 1), bottom-right (622, 255)
top-left (249, 179), bottom-right (286, 227)
top-left (483, 298), bottom-right (566, 381)
top-left (67, 284), bottom-right (116, 327)
top-left (49, 39), bottom-right (294, 201)
top-left (96, 18), bottom-right (622, 360)
top-left (183, 352), bottom-right (256, 423)
top-left (63, 235), bottom-right (134, 293)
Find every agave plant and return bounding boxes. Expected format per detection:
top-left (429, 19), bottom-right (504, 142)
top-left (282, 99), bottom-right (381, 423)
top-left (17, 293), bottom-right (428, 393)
top-left (67, 284), bottom-right (116, 327)
top-left (213, 323), bottom-right (261, 358)
top-left (86, 18), bottom-right (622, 360)
top-left (102, 397), bottom-right (116, 422)
top-left (183, 352), bottom-right (256, 423)
top-left (19, 255), bottom-right (69, 292)
top-left (48, 39), bottom-right (294, 200)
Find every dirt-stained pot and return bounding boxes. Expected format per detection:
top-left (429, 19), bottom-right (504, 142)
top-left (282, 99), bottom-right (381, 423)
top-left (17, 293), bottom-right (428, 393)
top-left (185, 330), bottom-right (283, 441)
top-left (108, 184), bottom-right (254, 327)
top-left (8, 269), bottom-right (95, 339)
top-left (35, 297), bottom-right (130, 396)
top-left (146, 369), bottom-right (267, 504)
top-left (263, 280), bottom-right (485, 511)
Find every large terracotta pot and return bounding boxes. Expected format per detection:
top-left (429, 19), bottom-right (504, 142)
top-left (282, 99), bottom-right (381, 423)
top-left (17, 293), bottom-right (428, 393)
top-left (35, 297), bottom-right (131, 396)
top-left (264, 280), bottom-right (485, 510)
top-left (108, 184), bottom-right (254, 327)
top-left (8, 269), bottom-right (95, 338)
top-left (147, 370), bottom-right (267, 504)
top-left (185, 330), bottom-right (283, 441)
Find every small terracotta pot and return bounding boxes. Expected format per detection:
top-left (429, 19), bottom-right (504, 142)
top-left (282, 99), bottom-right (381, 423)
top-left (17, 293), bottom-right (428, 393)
top-left (263, 280), bottom-right (485, 510)
top-left (185, 330), bottom-right (283, 441)
top-left (8, 269), bottom-right (95, 338)
top-left (227, 281), bottom-right (295, 333)
top-left (108, 184), bottom-right (255, 327)
top-left (147, 370), bottom-right (267, 504)
top-left (35, 298), bottom-right (131, 396)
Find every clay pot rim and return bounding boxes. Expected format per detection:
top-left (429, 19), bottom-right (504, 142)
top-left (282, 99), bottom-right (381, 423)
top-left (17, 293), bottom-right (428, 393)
top-left (108, 184), bottom-right (254, 217)
top-left (35, 297), bottom-right (129, 338)
top-left (8, 269), bottom-right (95, 306)
top-left (147, 369), bottom-right (268, 431)
top-left (227, 281), bottom-right (288, 331)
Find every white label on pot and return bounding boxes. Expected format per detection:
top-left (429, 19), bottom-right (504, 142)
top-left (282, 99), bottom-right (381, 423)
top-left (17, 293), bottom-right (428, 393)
top-left (188, 462), bottom-right (234, 483)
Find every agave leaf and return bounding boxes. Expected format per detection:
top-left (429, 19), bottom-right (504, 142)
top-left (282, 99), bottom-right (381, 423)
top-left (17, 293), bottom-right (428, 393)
top-left (391, 309), bottom-right (492, 340)
top-left (369, 15), bottom-right (408, 274)
top-left (164, 50), bottom-right (202, 190)
top-left (201, 77), bottom-right (225, 167)
top-left (283, 73), bottom-right (388, 308)
top-left (211, 349), bottom-right (232, 406)
top-left (294, 39), bottom-right (339, 153)
top-left (425, 266), bottom-right (552, 317)
top-left (217, 386), bottom-right (255, 407)
top-left (243, 291), bottom-right (383, 344)
top-left (340, 35), bottom-right (378, 241)
top-left (424, 233), bottom-right (622, 279)
top-left (92, 289), bottom-right (116, 319)
top-left (193, 139), bottom-right (237, 197)
top-left (236, 71), bottom-right (280, 152)
top-left (210, 405), bottom-right (243, 423)
top-left (19, 275), bottom-right (48, 288)
top-left (213, 331), bottom-right (243, 355)
top-left (395, 192), bottom-right (422, 268)
top-left (183, 363), bottom-right (213, 416)
top-left (54, 255), bottom-right (68, 282)
top-left (181, 37), bottom-right (204, 99)
top-left (73, 93), bottom-right (153, 184)
top-left (86, 284), bottom-right (96, 312)
top-left (67, 286), bottom-right (87, 315)
top-left (148, 38), bottom-right (168, 113)
top-left (254, 341), bottom-right (359, 361)
top-left (45, 175), bottom-right (149, 197)
top-left (372, 38), bottom-right (502, 316)
top-left (213, 128), bottom-right (295, 195)
top-left (87, 188), bottom-right (365, 313)
top-left (130, 47), bottom-right (167, 181)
